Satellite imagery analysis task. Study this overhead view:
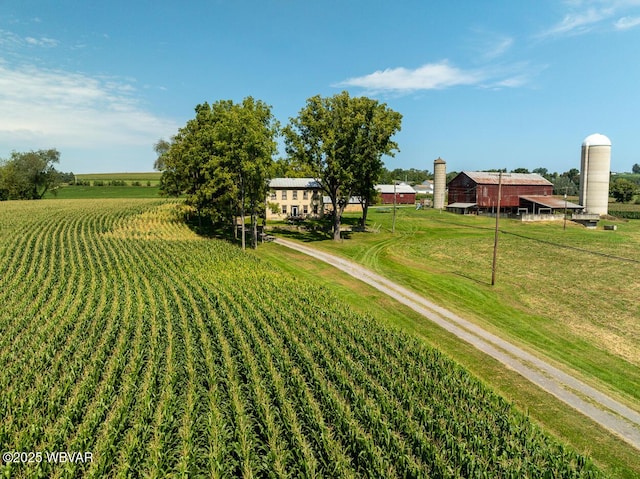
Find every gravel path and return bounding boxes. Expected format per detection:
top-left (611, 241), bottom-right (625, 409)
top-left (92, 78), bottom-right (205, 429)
top-left (275, 237), bottom-right (640, 451)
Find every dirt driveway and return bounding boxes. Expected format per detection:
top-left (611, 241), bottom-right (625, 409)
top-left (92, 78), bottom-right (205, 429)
top-left (275, 237), bottom-right (640, 451)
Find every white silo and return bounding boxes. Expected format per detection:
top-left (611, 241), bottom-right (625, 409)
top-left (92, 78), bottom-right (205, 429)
top-left (579, 133), bottom-right (611, 216)
top-left (433, 157), bottom-right (446, 209)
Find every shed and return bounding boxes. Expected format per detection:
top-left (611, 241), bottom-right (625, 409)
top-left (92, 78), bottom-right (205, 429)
top-left (518, 196), bottom-right (583, 214)
top-left (375, 184), bottom-right (417, 204)
top-left (445, 202), bottom-right (478, 214)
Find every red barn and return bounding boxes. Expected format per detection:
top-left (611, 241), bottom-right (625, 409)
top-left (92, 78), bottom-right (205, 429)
top-left (375, 184), bottom-right (417, 204)
top-left (447, 172), bottom-right (554, 213)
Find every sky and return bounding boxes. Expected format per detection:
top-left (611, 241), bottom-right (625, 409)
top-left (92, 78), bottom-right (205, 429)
top-left (1, 0), bottom-right (639, 174)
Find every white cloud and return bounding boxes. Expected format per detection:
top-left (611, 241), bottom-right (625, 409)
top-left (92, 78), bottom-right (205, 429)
top-left (0, 29), bottom-right (22, 48)
top-left (335, 61), bottom-right (485, 93)
top-left (539, 7), bottom-right (613, 37)
top-left (538, 0), bottom-right (640, 37)
top-left (614, 14), bottom-right (640, 28)
top-left (24, 36), bottom-right (59, 47)
top-left (1, 29), bottom-right (59, 49)
top-left (0, 61), bottom-right (179, 152)
top-left (483, 36), bottom-right (514, 60)
top-left (335, 60), bottom-right (538, 94)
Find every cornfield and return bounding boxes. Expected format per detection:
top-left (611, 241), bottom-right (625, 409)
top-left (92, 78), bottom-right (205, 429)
top-left (0, 199), bottom-right (601, 478)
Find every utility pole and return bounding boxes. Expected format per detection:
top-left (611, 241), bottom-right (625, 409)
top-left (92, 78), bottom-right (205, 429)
top-left (491, 171), bottom-right (502, 286)
top-left (563, 186), bottom-right (568, 231)
top-left (392, 181), bottom-right (397, 233)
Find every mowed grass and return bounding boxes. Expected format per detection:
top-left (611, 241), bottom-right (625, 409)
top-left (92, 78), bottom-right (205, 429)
top-left (269, 207), bottom-right (640, 409)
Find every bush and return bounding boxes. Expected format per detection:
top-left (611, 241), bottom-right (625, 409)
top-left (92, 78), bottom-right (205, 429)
top-left (608, 210), bottom-right (640, 219)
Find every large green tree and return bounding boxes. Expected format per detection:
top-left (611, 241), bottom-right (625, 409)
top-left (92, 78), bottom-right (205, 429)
top-left (159, 104), bottom-right (214, 212)
top-left (552, 175), bottom-right (578, 196)
top-left (0, 149), bottom-right (61, 200)
top-left (208, 97), bottom-right (279, 249)
top-left (610, 178), bottom-right (639, 203)
top-left (349, 96), bottom-right (403, 228)
top-left (284, 91), bottom-right (401, 240)
top-left (153, 138), bottom-right (171, 171)
top-left (379, 167), bottom-right (431, 185)
top-left (159, 98), bottom-right (278, 249)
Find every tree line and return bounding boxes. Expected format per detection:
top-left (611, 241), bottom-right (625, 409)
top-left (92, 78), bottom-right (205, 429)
top-left (157, 91), bottom-right (402, 245)
top-left (0, 149), bottom-right (74, 200)
top-left (505, 167), bottom-right (639, 203)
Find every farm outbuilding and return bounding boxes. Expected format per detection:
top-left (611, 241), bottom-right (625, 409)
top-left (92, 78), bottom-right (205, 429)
top-left (447, 172), bottom-right (567, 214)
top-left (375, 184), bottom-right (417, 205)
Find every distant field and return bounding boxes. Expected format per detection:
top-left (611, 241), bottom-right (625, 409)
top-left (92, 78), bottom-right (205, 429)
top-left (609, 203), bottom-right (640, 211)
top-left (45, 173), bottom-right (163, 198)
top-left (75, 172), bottom-right (162, 183)
top-left (47, 185), bottom-right (161, 199)
top-left (0, 199), bottom-right (603, 477)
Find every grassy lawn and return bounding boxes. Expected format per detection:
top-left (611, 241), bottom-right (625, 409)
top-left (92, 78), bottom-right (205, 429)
top-left (265, 207), bottom-right (640, 422)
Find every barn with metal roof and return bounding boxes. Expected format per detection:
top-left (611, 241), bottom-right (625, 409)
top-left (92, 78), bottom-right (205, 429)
top-left (447, 171), bottom-right (581, 215)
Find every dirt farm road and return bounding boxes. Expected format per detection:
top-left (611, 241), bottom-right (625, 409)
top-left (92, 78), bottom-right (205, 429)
top-left (274, 237), bottom-right (640, 452)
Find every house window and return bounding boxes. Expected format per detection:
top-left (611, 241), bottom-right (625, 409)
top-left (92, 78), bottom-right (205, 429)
top-left (281, 191), bottom-right (287, 200)
top-left (303, 190), bottom-right (308, 200)
top-left (313, 204), bottom-right (318, 214)
top-left (270, 191), bottom-right (276, 200)
top-left (282, 205), bottom-right (287, 214)
top-left (292, 190), bottom-right (298, 200)
top-left (303, 205), bottom-right (308, 214)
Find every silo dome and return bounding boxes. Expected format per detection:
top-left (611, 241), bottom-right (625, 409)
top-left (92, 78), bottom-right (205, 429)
top-left (582, 133), bottom-right (611, 147)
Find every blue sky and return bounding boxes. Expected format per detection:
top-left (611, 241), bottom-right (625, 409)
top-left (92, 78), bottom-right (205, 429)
top-left (1, 0), bottom-right (639, 174)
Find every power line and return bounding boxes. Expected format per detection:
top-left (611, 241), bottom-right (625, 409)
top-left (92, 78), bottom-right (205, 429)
top-left (430, 216), bottom-right (640, 265)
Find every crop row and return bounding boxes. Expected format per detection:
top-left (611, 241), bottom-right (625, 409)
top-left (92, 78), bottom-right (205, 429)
top-left (0, 199), bottom-right (601, 478)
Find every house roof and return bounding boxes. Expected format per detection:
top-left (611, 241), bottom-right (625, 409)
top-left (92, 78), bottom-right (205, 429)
top-left (375, 184), bottom-right (417, 194)
top-left (323, 196), bottom-right (361, 205)
top-left (460, 172), bottom-right (553, 186)
top-left (269, 178), bottom-right (322, 189)
top-left (519, 196), bottom-right (583, 209)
